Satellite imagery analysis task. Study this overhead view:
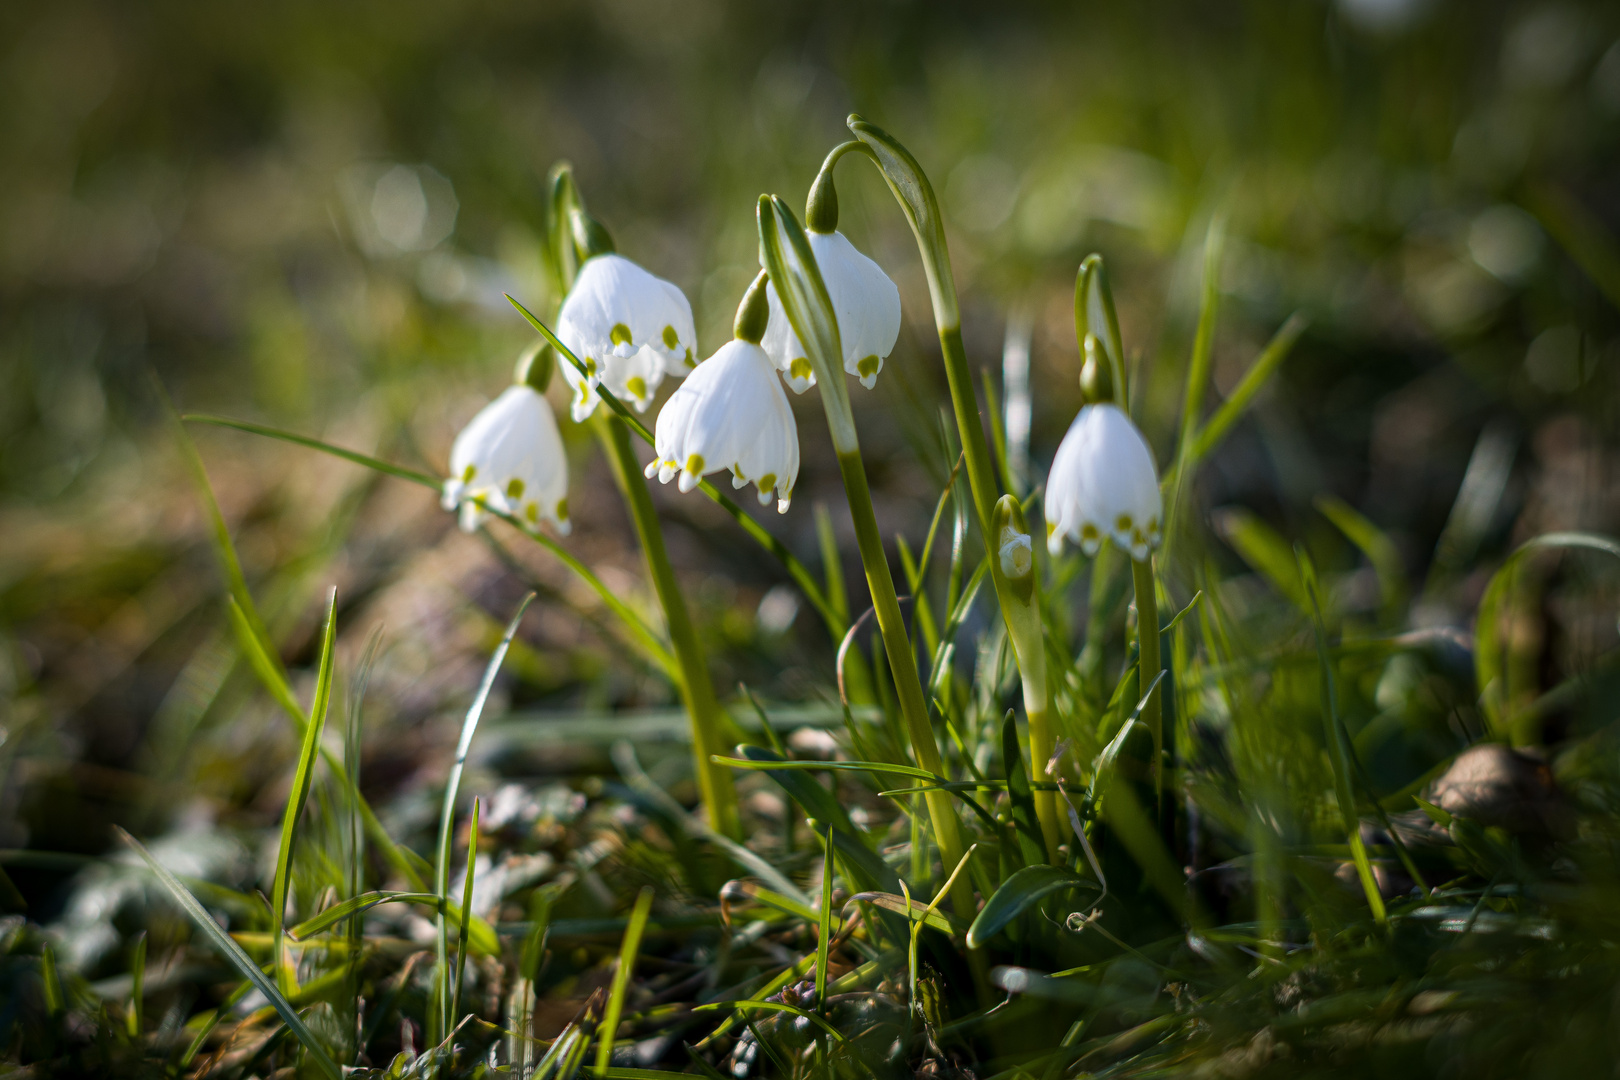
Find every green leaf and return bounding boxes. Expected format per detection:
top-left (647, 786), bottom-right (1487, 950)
top-left (965, 864), bottom-right (1100, 950)
top-left (1414, 796), bottom-right (1453, 828)
top-left (434, 593), bottom-right (533, 1038)
top-left (270, 587), bottom-right (338, 995)
top-left (1299, 546), bottom-right (1386, 926)
top-left (1215, 507), bottom-right (1310, 613)
top-left (119, 828), bottom-right (343, 1080)
top-left (597, 885), bottom-right (654, 1074)
top-left (288, 891), bottom-right (499, 955)
top-left (1475, 532), bottom-right (1620, 742)
top-left (848, 891), bottom-right (959, 935)
top-left (1002, 712), bottom-right (1046, 868)
top-left (1191, 312), bottom-right (1307, 463)
top-left (1316, 495), bottom-right (1407, 625)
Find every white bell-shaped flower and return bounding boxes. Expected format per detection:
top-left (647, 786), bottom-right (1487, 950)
top-left (646, 339), bottom-right (798, 513)
top-left (557, 253), bottom-right (697, 422)
top-left (441, 385), bottom-right (571, 534)
top-left (760, 230), bottom-right (900, 393)
top-left (1045, 403), bottom-right (1162, 560)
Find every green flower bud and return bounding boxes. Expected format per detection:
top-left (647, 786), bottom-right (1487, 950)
top-left (806, 166), bottom-right (839, 233)
top-left (515, 342), bottom-right (555, 392)
top-left (1080, 333), bottom-right (1114, 405)
top-left (734, 270), bottom-right (770, 344)
top-left (992, 494), bottom-right (1035, 604)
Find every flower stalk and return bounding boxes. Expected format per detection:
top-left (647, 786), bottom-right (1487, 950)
top-left (839, 117), bottom-right (1064, 859)
top-left (756, 194), bottom-right (971, 913)
top-left (550, 166), bottom-right (740, 839)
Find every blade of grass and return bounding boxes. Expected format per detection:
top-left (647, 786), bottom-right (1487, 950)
top-left (1189, 312), bottom-right (1307, 463)
top-left (185, 414), bottom-right (675, 675)
top-left (815, 823), bottom-right (835, 1011)
top-left (126, 931), bottom-right (146, 1038)
top-left (450, 798), bottom-right (480, 1029)
top-left (1298, 546), bottom-right (1386, 926)
top-left (596, 885), bottom-right (655, 1074)
top-left (119, 828), bottom-right (342, 1080)
top-left (1316, 496), bottom-right (1407, 626)
top-left (435, 593), bottom-right (534, 1040)
top-left (271, 586), bottom-right (338, 996)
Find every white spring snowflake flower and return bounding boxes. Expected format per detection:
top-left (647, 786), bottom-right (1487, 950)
top-left (557, 253), bottom-right (697, 421)
top-left (760, 230), bottom-right (900, 393)
top-left (441, 385), bottom-right (570, 534)
top-left (1044, 403), bottom-right (1162, 560)
top-left (645, 339), bottom-right (799, 513)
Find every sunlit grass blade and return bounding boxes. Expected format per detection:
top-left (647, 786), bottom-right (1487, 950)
top-left (1298, 546), bottom-right (1386, 926)
top-left (186, 413), bottom-right (676, 675)
top-left (1214, 508), bottom-right (1311, 613)
top-left (40, 941), bottom-right (63, 1018)
top-left (161, 385), bottom-right (285, 694)
top-left (435, 592), bottom-right (534, 1039)
top-left (596, 885), bottom-right (655, 1074)
top-left (450, 797), bottom-right (480, 1030)
top-left (287, 890), bottom-right (496, 952)
top-left (126, 931), bottom-right (146, 1038)
top-left (1189, 312), bottom-right (1307, 463)
top-left (815, 823), bottom-right (835, 1010)
top-left (119, 828), bottom-right (342, 1080)
top-left (271, 586), bottom-right (338, 996)
top-left (1316, 495), bottom-right (1407, 626)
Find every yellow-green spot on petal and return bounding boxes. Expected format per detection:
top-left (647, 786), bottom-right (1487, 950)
top-left (1116, 514), bottom-right (1133, 532)
top-left (662, 325), bottom-right (679, 350)
top-left (757, 472), bottom-right (776, 492)
top-left (507, 478), bottom-right (525, 500)
top-left (789, 358), bottom-right (812, 381)
top-left (585, 356), bottom-right (599, 376)
top-left (610, 323), bottom-right (633, 347)
top-left (684, 347), bottom-right (694, 366)
top-left (525, 503), bottom-right (539, 523)
top-left (461, 464), bottom-right (477, 483)
top-left (626, 375), bottom-right (648, 399)
top-left (555, 498), bottom-right (568, 520)
top-left (1081, 523), bottom-right (1100, 541)
top-left (685, 453), bottom-right (705, 476)
top-left (857, 355), bottom-right (880, 378)
top-left (1046, 521), bottom-right (1057, 537)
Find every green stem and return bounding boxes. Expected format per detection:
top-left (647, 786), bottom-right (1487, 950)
top-left (758, 193), bottom-right (970, 913)
top-left (597, 415), bottom-right (740, 840)
top-left (844, 120), bottom-right (1063, 860)
top-left (837, 448), bottom-right (970, 913)
top-left (1131, 556), bottom-right (1163, 803)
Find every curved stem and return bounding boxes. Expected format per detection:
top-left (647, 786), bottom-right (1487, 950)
top-left (597, 414), bottom-right (740, 840)
top-left (845, 118), bottom-right (1063, 859)
top-left (758, 195), bottom-right (970, 916)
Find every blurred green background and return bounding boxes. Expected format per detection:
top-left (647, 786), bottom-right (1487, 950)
top-left (2, 0), bottom-right (1618, 915)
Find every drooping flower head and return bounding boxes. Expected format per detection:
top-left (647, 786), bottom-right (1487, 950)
top-left (761, 231), bottom-right (900, 393)
top-left (648, 271), bottom-right (799, 512)
top-left (759, 164), bottom-right (900, 394)
top-left (1045, 335), bottom-right (1162, 560)
top-left (557, 253), bottom-right (697, 421)
top-left (441, 345), bottom-right (570, 534)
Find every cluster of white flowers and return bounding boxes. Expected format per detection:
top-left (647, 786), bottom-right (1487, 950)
top-left (439, 222), bottom-right (900, 532)
top-left (439, 201), bottom-right (1163, 565)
